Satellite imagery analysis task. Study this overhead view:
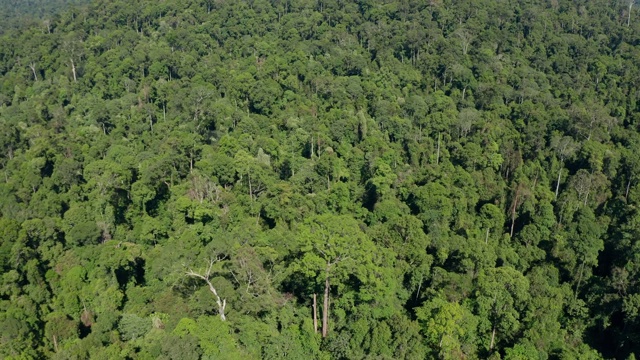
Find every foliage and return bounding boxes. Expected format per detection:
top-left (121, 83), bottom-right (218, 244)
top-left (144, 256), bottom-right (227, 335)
top-left (2, 0), bottom-right (640, 358)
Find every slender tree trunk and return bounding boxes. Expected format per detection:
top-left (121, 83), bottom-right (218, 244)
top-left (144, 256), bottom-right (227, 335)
top-left (53, 335), bottom-right (58, 352)
top-left (485, 228), bottom-right (490, 244)
top-left (626, 178), bottom-right (632, 201)
top-left (322, 275), bottom-right (329, 338)
top-left (313, 294), bottom-right (318, 334)
top-left (510, 193), bottom-right (519, 238)
top-left (490, 326), bottom-right (496, 350)
top-left (70, 58), bottom-right (77, 82)
top-left (248, 173), bottom-right (253, 201)
top-left (555, 167), bottom-right (562, 199)
top-left (628, 0), bottom-right (634, 27)
top-left (436, 133), bottom-right (441, 165)
top-left (29, 63), bottom-right (38, 81)
top-left (415, 281), bottom-right (422, 301)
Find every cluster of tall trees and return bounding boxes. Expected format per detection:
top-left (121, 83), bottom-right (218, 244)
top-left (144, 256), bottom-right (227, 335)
top-left (2, 0), bottom-right (640, 358)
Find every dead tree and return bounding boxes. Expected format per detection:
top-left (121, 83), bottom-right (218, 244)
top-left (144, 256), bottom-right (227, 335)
top-left (29, 62), bottom-right (38, 81)
top-left (186, 257), bottom-right (227, 321)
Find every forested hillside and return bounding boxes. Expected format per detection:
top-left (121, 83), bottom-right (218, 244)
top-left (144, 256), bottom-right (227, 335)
top-left (2, 0), bottom-right (640, 359)
top-left (0, 0), bottom-right (90, 33)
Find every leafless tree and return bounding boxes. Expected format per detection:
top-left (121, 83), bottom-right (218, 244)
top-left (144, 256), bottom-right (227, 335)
top-left (186, 257), bottom-right (227, 321)
top-left (29, 62), bottom-right (38, 81)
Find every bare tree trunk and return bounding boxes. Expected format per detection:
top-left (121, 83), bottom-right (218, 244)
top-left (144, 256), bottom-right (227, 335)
top-left (626, 178), bottom-right (632, 201)
top-left (322, 275), bottom-right (329, 338)
top-left (490, 326), bottom-right (496, 350)
top-left (313, 294), bottom-right (318, 334)
top-left (510, 193), bottom-right (519, 238)
top-left (485, 228), bottom-right (490, 244)
top-left (628, 0), bottom-right (634, 27)
top-left (555, 167), bottom-right (562, 199)
top-left (70, 58), bottom-right (77, 82)
top-left (53, 335), bottom-right (58, 353)
top-left (436, 133), bottom-right (441, 165)
top-left (29, 63), bottom-right (38, 81)
top-left (186, 260), bottom-right (227, 321)
top-left (248, 173), bottom-right (253, 201)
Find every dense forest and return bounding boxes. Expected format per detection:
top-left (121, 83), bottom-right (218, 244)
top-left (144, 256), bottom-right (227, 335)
top-left (0, 0), bottom-right (90, 33)
top-left (2, 0), bottom-right (640, 358)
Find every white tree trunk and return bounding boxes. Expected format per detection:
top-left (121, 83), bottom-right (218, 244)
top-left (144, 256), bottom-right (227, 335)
top-left (322, 275), bottom-right (329, 338)
top-left (186, 260), bottom-right (227, 321)
top-left (555, 167), bottom-right (562, 199)
top-left (29, 63), bottom-right (38, 81)
top-left (313, 294), bottom-right (318, 334)
top-left (490, 326), bottom-right (496, 350)
top-left (70, 58), bottom-right (77, 82)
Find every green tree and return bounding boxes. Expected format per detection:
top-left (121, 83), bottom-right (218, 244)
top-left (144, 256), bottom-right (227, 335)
top-left (293, 214), bottom-right (377, 338)
top-left (475, 266), bottom-right (530, 352)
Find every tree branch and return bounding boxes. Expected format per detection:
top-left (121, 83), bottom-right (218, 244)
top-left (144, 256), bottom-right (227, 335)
top-left (186, 258), bottom-right (227, 321)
